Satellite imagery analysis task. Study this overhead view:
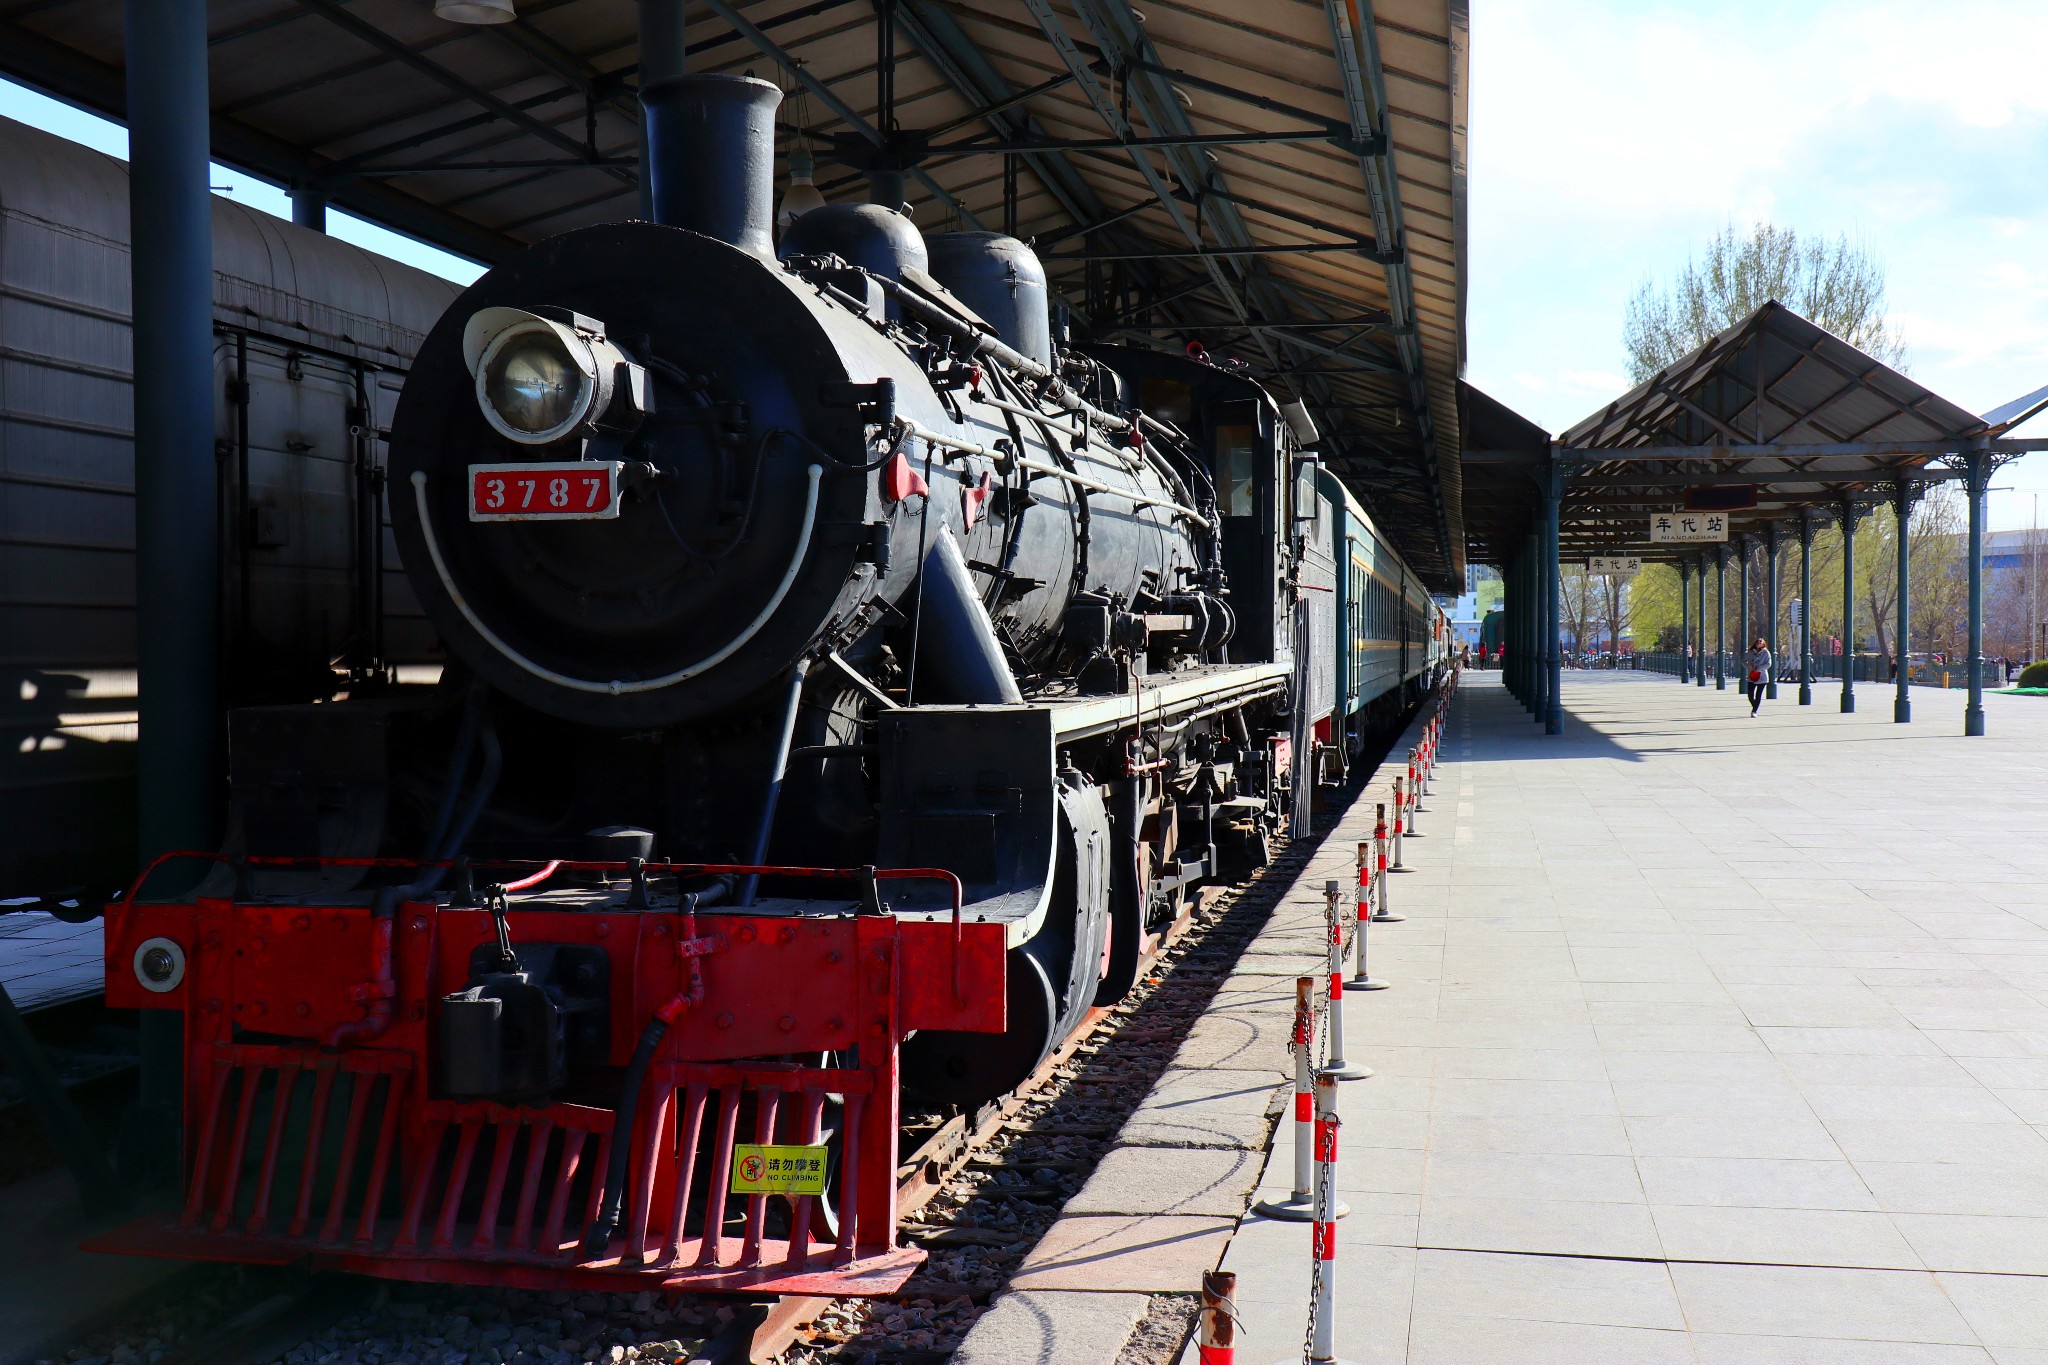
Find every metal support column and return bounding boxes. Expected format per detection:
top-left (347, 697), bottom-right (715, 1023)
top-left (1737, 536), bottom-right (1751, 668)
top-left (290, 187), bottom-right (327, 231)
top-left (1715, 547), bottom-right (1727, 689)
top-left (1695, 553), bottom-right (1707, 688)
top-left (1526, 535), bottom-right (1537, 708)
top-left (1894, 480), bottom-right (1912, 724)
top-left (1765, 522), bottom-right (1781, 700)
top-left (1517, 539), bottom-right (1531, 706)
top-left (1679, 560), bottom-right (1692, 683)
top-left (125, 0), bottom-right (217, 1186)
top-left (1528, 531), bottom-right (1544, 719)
top-left (1544, 458), bottom-right (1562, 735)
top-left (1966, 444), bottom-right (1989, 737)
top-left (637, 0), bottom-right (689, 219)
top-left (1840, 498), bottom-right (1858, 713)
top-left (1798, 511), bottom-right (1815, 705)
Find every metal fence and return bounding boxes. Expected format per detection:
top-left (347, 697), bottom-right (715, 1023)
top-left (1627, 652), bottom-right (2007, 690)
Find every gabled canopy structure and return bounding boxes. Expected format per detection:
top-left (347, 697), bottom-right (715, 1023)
top-left (1, 0), bottom-right (1471, 586)
top-left (1459, 301), bottom-right (2048, 738)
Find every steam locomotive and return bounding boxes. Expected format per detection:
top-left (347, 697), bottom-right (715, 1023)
top-left (98, 75), bottom-right (1447, 1297)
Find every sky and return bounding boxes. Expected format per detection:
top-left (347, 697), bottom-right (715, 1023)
top-left (4, 3), bottom-right (2046, 524)
top-left (1466, 0), bottom-right (2048, 532)
top-left (0, 81), bottom-right (485, 284)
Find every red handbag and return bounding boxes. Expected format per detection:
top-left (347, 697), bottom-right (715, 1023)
top-left (1748, 670), bottom-right (1761, 682)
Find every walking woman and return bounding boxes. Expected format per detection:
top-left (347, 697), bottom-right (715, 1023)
top-left (1746, 637), bottom-right (1772, 717)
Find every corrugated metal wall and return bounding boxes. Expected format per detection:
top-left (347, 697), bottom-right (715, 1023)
top-left (0, 116), bottom-right (460, 898)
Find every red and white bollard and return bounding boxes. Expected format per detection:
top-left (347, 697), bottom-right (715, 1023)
top-left (1354, 839), bottom-right (1372, 922)
top-left (1407, 748), bottom-right (1423, 836)
top-left (1254, 977), bottom-right (1347, 1221)
top-left (1323, 880), bottom-right (1374, 1073)
top-left (1197, 1269), bottom-right (1237, 1365)
top-left (1347, 862), bottom-right (1390, 991)
top-left (1372, 803), bottom-right (1397, 921)
top-left (1308, 1070), bottom-right (1343, 1364)
top-left (1391, 775), bottom-right (1406, 868)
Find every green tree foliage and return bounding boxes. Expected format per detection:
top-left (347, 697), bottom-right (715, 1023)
top-left (1626, 563), bottom-right (1682, 649)
top-left (1622, 224), bottom-right (1905, 383)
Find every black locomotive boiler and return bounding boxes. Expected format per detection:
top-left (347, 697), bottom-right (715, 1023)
top-left (98, 74), bottom-right (1428, 1295)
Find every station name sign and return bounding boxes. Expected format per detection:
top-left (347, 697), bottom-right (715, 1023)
top-left (1586, 556), bottom-right (1642, 576)
top-left (1650, 513), bottom-right (1728, 543)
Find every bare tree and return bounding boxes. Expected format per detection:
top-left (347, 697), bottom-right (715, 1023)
top-left (1864, 506), bottom-right (1901, 668)
top-left (1624, 224), bottom-right (1906, 382)
top-left (1602, 573), bottom-right (1635, 657)
top-left (1559, 566), bottom-right (1601, 653)
top-left (1908, 487), bottom-right (1967, 664)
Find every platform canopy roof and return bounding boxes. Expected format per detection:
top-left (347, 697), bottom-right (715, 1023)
top-left (0, 0), bottom-right (1471, 589)
top-left (1460, 301), bottom-right (2048, 564)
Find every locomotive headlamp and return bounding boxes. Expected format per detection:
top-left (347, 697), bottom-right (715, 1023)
top-left (461, 306), bottom-right (647, 446)
top-left (464, 307), bottom-right (599, 445)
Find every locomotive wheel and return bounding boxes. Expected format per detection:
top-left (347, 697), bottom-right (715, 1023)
top-left (901, 950), bottom-right (1059, 1108)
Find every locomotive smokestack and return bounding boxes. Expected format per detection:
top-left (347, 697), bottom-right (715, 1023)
top-left (640, 74), bottom-right (782, 258)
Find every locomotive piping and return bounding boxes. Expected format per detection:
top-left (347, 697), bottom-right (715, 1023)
top-left (898, 419), bottom-right (1211, 529)
top-left (407, 465), bottom-right (823, 695)
top-left (582, 894), bottom-right (711, 1261)
top-left (738, 658), bottom-right (813, 907)
top-left (421, 684), bottom-right (488, 859)
top-left (324, 711), bottom-right (501, 1048)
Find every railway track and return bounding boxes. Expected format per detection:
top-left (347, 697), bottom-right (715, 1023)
top-left (28, 798), bottom-right (1345, 1365)
top-left (772, 828), bottom-right (1325, 1364)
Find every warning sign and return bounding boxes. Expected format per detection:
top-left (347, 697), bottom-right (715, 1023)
top-left (730, 1143), bottom-right (830, 1196)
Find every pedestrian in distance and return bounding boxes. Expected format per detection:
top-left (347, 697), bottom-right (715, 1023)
top-left (1745, 636), bottom-right (1771, 716)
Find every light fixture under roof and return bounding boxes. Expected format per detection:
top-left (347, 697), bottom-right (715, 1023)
top-left (777, 144), bottom-right (827, 232)
top-left (434, 0), bottom-right (516, 23)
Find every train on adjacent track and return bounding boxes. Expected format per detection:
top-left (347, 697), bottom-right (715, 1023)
top-left (79, 76), bottom-right (1447, 1297)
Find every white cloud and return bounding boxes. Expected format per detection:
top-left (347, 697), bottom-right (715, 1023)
top-left (1560, 370), bottom-right (1631, 398)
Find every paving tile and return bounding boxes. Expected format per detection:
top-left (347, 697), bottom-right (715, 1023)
top-left (1411, 1247), bottom-right (1685, 1329)
top-left (1938, 1271), bottom-right (2048, 1348)
top-left (1634, 1155), bottom-right (1878, 1210)
top-left (1169, 1010), bottom-right (1293, 1072)
top-left (1407, 1313), bottom-right (1696, 1364)
top-left (1818, 1118), bottom-right (2048, 1168)
top-left (1417, 1193), bottom-right (1664, 1259)
top-left (1007, 1215), bottom-right (1234, 1292)
top-left (1855, 1160), bottom-right (2048, 1217)
top-left (1691, 1334), bottom-right (1994, 1363)
top-left (951, 1290), bottom-right (1148, 1365)
top-left (1892, 1213), bottom-right (2048, 1274)
top-left (1424, 1112), bottom-right (1633, 1156)
top-left (1651, 1203), bottom-right (1921, 1269)
top-left (1423, 1150), bottom-right (1645, 1204)
top-left (1115, 1069), bottom-right (1285, 1150)
top-left (1669, 1262), bottom-right (1978, 1343)
top-left (1064, 1146), bottom-right (1266, 1218)
top-left (1595, 1023), bottom-right (1769, 1053)
top-left (1803, 1083), bottom-right (2019, 1125)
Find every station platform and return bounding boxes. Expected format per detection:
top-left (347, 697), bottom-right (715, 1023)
top-left (960, 668), bottom-right (2048, 1363)
top-left (1213, 669), bottom-right (2048, 1363)
top-left (0, 913), bottom-right (101, 1012)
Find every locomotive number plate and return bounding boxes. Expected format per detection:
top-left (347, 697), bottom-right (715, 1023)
top-left (468, 462), bottom-right (622, 521)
